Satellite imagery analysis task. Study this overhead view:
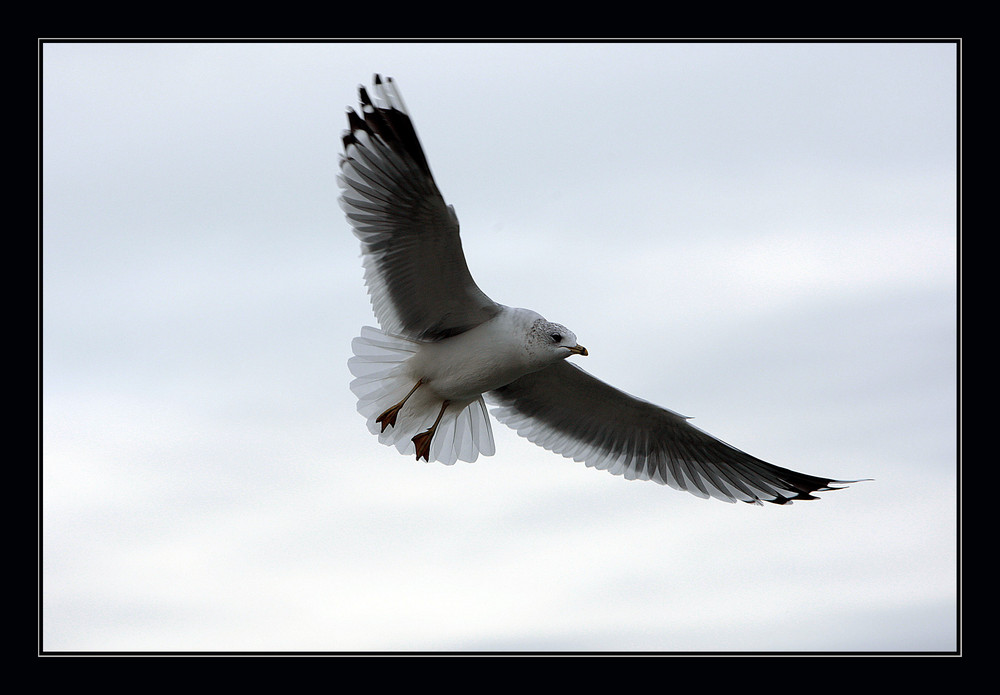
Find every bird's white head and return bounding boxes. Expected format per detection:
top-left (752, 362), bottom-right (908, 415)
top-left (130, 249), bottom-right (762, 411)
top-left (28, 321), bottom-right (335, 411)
top-left (528, 317), bottom-right (588, 363)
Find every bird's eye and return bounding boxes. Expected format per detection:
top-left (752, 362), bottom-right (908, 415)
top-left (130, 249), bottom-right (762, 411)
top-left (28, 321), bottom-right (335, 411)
top-left (551, 333), bottom-right (562, 343)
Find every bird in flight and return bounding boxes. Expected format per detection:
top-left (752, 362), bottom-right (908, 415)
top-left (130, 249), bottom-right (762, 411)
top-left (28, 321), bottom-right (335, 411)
top-left (339, 75), bottom-right (859, 505)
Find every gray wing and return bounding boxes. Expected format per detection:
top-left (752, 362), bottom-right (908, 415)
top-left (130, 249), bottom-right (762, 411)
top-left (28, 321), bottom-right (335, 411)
top-left (490, 361), bottom-right (855, 505)
top-left (338, 75), bottom-right (501, 341)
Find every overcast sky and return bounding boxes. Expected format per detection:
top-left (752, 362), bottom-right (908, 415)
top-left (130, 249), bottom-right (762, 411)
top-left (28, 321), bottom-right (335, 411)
top-left (41, 41), bottom-right (958, 653)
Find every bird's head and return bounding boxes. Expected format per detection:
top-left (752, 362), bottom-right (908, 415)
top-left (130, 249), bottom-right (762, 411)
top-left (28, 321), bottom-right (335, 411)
top-left (530, 318), bottom-right (588, 362)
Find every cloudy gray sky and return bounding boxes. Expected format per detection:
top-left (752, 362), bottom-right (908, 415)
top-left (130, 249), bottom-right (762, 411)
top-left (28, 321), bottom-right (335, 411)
top-left (41, 41), bottom-right (958, 652)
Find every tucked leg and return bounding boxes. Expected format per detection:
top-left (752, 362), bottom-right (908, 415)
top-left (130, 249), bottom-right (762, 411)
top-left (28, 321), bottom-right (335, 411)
top-left (376, 379), bottom-right (424, 432)
top-left (411, 400), bottom-right (450, 462)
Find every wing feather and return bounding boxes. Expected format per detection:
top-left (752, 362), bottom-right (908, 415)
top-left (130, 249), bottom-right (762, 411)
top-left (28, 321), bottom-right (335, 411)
top-left (338, 75), bottom-right (500, 340)
top-left (490, 361), bottom-right (854, 505)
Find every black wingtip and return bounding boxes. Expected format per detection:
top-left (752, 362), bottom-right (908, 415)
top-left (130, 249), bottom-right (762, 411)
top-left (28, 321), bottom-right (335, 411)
top-left (358, 85), bottom-right (373, 109)
top-left (762, 476), bottom-right (870, 505)
top-left (341, 107), bottom-right (369, 149)
top-left (343, 74), bottom-right (433, 178)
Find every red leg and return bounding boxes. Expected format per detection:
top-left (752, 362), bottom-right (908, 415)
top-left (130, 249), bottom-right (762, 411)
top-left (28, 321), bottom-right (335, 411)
top-left (411, 400), bottom-right (450, 461)
top-left (376, 379), bottom-right (424, 432)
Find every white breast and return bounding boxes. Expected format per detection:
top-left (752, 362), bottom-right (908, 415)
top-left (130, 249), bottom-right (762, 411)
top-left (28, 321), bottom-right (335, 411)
top-left (407, 307), bottom-right (547, 401)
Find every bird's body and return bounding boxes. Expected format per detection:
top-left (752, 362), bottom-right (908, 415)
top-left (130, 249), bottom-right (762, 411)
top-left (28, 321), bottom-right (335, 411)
top-left (339, 75), bottom-right (861, 504)
top-left (406, 308), bottom-right (579, 404)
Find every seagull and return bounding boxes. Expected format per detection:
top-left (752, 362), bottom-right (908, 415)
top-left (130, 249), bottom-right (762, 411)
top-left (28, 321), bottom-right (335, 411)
top-left (339, 75), bottom-right (859, 505)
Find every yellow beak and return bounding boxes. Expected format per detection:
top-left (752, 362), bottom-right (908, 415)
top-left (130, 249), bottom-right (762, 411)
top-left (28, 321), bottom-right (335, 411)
top-left (566, 344), bottom-right (588, 356)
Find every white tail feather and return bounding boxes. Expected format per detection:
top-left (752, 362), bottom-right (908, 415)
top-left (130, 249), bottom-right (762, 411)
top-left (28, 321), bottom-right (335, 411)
top-left (348, 326), bottom-right (495, 465)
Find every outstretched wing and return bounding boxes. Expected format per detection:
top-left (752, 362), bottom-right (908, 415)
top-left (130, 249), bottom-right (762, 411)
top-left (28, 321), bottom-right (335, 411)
top-left (490, 361), bottom-right (855, 505)
top-left (338, 75), bottom-right (501, 341)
